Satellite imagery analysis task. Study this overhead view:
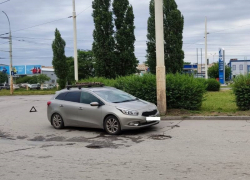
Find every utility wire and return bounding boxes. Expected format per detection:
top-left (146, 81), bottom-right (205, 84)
top-left (0, 0), bottom-right (10, 4)
top-left (76, 5), bottom-right (92, 16)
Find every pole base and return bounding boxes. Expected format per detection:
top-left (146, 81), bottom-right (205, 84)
top-left (156, 66), bottom-right (167, 115)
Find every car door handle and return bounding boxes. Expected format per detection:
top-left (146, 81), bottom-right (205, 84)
top-left (60, 104), bottom-right (63, 107)
top-left (79, 107), bottom-right (83, 110)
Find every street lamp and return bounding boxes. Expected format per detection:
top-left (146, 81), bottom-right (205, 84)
top-left (2, 11), bottom-right (13, 95)
top-left (210, 53), bottom-right (216, 63)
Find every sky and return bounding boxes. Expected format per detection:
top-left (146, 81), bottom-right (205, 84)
top-left (0, 0), bottom-right (250, 66)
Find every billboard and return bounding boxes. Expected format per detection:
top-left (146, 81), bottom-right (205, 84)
top-left (218, 48), bottom-right (225, 84)
top-left (12, 65), bottom-right (26, 75)
top-left (26, 65), bottom-right (42, 75)
top-left (0, 65), bottom-right (10, 75)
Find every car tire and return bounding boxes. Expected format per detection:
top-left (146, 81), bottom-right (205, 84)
top-left (51, 113), bottom-right (64, 129)
top-left (104, 115), bottom-right (121, 135)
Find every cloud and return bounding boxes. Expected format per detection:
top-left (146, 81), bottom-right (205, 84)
top-left (0, 0), bottom-right (250, 66)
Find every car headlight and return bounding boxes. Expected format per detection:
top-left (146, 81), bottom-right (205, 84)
top-left (116, 107), bottom-right (139, 116)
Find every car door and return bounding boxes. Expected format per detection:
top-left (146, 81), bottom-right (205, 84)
top-left (55, 91), bottom-right (82, 126)
top-left (77, 91), bottom-right (104, 129)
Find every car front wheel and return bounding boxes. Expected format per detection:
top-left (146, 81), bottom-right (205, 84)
top-left (104, 115), bottom-right (121, 135)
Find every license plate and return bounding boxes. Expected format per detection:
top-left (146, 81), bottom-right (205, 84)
top-left (146, 117), bottom-right (161, 122)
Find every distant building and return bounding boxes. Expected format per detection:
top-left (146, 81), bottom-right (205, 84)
top-left (41, 66), bottom-right (58, 85)
top-left (137, 64), bottom-right (149, 75)
top-left (229, 59), bottom-right (250, 79)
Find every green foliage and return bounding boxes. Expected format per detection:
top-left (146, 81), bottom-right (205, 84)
top-left (208, 62), bottom-right (231, 80)
top-left (81, 73), bottom-right (206, 110)
top-left (206, 79), bottom-right (220, 91)
top-left (166, 74), bottom-right (206, 110)
top-left (16, 76), bottom-right (32, 84)
top-left (67, 50), bottom-right (95, 84)
top-left (0, 72), bottom-right (8, 83)
top-left (37, 74), bottom-right (50, 84)
top-left (113, 0), bottom-right (138, 76)
top-left (52, 28), bottom-right (68, 89)
top-left (146, 0), bottom-right (184, 74)
top-left (92, 0), bottom-right (116, 78)
top-left (232, 74), bottom-right (250, 110)
top-left (114, 74), bottom-right (157, 104)
top-left (80, 77), bottom-right (116, 87)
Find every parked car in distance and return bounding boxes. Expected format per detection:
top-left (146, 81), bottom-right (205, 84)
top-left (13, 84), bottom-right (20, 90)
top-left (28, 84), bottom-right (40, 90)
top-left (42, 84), bottom-right (54, 90)
top-left (0, 83), bottom-right (10, 90)
top-left (47, 86), bottom-right (160, 135)
top-left (21, 83), bottom-right (29, 88)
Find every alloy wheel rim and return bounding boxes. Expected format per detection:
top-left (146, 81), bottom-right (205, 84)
top-left (53, 114), bottom-right (62, 128)
top-left (106, 118), bottom-right (119, 133)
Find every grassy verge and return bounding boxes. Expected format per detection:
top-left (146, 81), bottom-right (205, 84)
top-left (167, 90), bottom-right (250, 116)
top-left (0, 88), bottom-right (57, 96)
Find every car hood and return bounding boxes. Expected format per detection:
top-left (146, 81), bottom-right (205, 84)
top-left (111, 99), bottom-right (157, 111)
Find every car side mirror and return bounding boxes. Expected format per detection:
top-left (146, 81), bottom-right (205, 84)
top-left (90, 102), bottom-right (99, 107)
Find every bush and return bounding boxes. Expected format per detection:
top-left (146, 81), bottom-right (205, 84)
top-left (79, 77), bottom-right (116, 87)
top-left (232, 74), bottom-right (250, 110)
top-left (81, 73), bottom-right (206, 110)
top-left (166, 74), bottom-right (206, 110)
top-left (206, 79), bottom-right (220, 91)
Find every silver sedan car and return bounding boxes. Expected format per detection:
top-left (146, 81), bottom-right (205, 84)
top-left (47, 86), bottom-right (160, 135)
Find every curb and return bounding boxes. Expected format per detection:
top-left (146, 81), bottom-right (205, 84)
top-left (161, 116), bottom-right (250, 120)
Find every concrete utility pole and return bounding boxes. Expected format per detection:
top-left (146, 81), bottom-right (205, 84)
top-left (2, 11), bottom-right (13, 95)
top-left (205, 17), bottom-right (208, 79)
top-left (155, 0), bottom-right (166, 115)
top-left (72, 0), bottom-right (78, 82)
top-left (197, 48), bottom-right (198, 77)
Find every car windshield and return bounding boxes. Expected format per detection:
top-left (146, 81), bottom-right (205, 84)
top-left (93, 89), bottom-right (137, 103)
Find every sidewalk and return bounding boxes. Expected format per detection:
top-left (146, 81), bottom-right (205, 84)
top-left (161, 116), bottom-right (250, 120)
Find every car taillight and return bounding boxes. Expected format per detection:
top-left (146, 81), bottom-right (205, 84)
top-left (47, 101), bottom-right (51, 106)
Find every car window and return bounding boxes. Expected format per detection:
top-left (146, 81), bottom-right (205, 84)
top-left (93, 89), bottom-right (136, 103)
top-left (64, 91), bottom-right (81, 103)
top-left (80, 91), bottom-right (103, 105)
top-left (55, 92), bottom-right (68, 100)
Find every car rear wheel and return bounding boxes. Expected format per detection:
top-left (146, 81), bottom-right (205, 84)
top-left (51, 113), bottom-right (64, 129)
top-left (104, 115), bottom-right (121, 135)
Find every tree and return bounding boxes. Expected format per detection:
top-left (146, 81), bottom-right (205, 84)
top-left (67, 50), bottom-right (95, 84)
top-left (52, 29), bottom-right (68, 89)
top-left (0, 72), bottom-right (8, 84)
top-left (92, 0), bottom-right (116, 78)
top-left (208, 62), bottom-right (231, 80)
top-left (37, 74), bottom-right (50, 84)
top-left (146, 0), bottom-right (184, 74)
top-left (113, 0), bottom-right (138, 76)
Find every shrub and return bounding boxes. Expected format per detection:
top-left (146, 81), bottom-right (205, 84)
top-left (79, 77), bottom-right (116, 87)
top-left (114, 74), bottom-right (157, 104)
top-left (232, 74), bottom-right (250, 110)
top-left (166, 74), bottom-right (206, 110)
top-left (206, 79), bottom-right (220, 91)
top-left (81, 73), bottom-right (206, 110)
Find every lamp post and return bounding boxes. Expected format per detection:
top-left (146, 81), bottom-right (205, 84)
top-left (210, 53), bottom-right (216, 63)
top-left (72, 0), bottom-right (78, 82)
top-left (2, 11), bottom-right (13, 95)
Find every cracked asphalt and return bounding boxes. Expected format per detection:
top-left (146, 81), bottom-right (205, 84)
top-left (1, 95), bottom-right (250, 180)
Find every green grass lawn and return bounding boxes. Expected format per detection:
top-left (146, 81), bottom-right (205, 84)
top-left (0, 88), bottom-right (57, 96)
top-left (168, 90), bottom-right (250, 116)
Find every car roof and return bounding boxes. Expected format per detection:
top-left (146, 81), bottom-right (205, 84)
top-left (58, 86), bottom-right (116, 93)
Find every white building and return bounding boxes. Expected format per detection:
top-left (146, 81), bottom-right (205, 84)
top-left (41, 67), bottom-right (58, 85)
top-left (229, 60), bottom-right (250, 79)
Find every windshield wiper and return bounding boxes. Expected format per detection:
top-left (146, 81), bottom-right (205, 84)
top-left (113, 98), bottom-right (138, 103)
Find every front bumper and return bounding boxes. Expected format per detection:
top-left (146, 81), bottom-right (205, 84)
top-left (120, 111), bottom-right (160, 130)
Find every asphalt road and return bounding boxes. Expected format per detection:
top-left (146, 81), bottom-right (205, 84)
top-left (0, 95), bottom-right (250, 180)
